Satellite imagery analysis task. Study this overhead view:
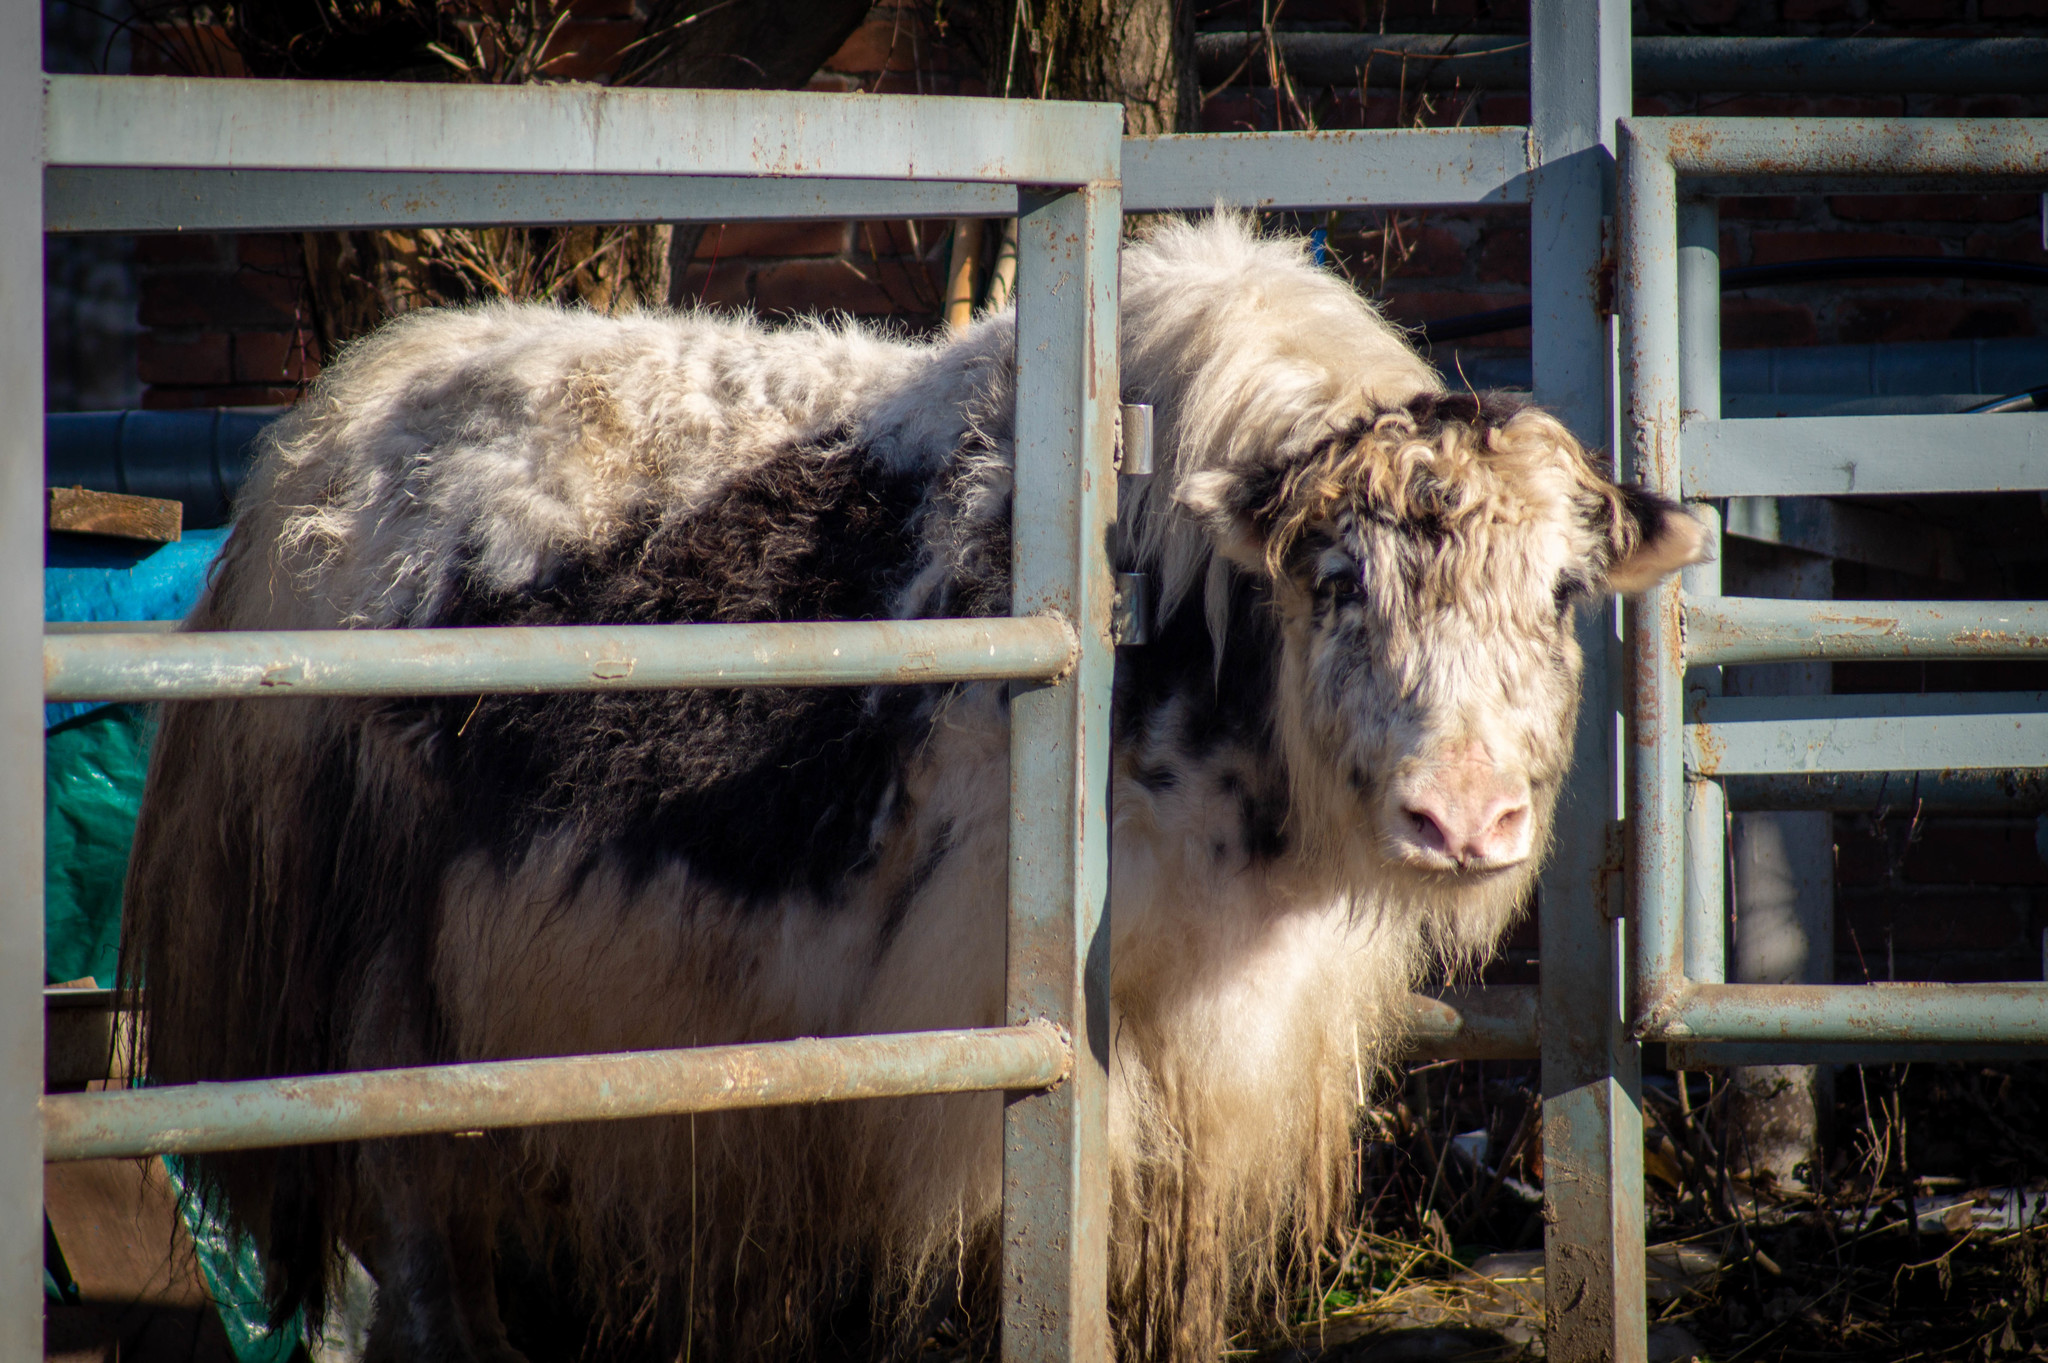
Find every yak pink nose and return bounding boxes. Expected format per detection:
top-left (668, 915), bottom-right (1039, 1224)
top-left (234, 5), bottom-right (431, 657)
top-left (1397, 779), bottom-right (1534, 870)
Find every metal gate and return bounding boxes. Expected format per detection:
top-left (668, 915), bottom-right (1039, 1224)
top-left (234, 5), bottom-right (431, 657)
top-left (10, 1), bottom-right (2048, 1359)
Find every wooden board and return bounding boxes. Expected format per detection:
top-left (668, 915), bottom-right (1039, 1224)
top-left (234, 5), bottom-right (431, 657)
top-left (44, 1158), bottom-right (208, 1308)
top-left (48, 487), bottom-right (182, 543)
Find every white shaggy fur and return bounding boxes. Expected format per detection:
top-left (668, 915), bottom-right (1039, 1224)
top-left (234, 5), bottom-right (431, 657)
top-left (126, 214), bottom-right (1705, 1363)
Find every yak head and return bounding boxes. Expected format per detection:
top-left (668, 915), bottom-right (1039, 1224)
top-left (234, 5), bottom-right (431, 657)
top-left (1177, 390), bottom-right (1706, 918)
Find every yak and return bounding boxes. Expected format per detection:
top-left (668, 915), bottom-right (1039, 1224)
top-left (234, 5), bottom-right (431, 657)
top-left (123, 214), bottom-right (1705, 1363)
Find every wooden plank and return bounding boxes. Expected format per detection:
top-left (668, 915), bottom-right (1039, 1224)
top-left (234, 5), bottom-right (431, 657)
top-left (47, 488), bottom-right (181, 544)
top-left (43, 1157), bottom-right (207, 1309)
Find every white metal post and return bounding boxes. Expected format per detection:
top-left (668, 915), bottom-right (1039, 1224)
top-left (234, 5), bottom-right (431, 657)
top-left (1002, 179), bottom-right (1120, 1363)
top-left (1531, 0), bottom-right (1648, 1356)
top-left (3, 6), bottom-right (47, 1361)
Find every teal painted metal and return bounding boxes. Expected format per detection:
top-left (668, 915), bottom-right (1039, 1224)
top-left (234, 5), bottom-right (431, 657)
top-left (1685, 413), bottom-right (2048, 497)
top-left (1120, 127), bottom-right (1532, 211)
top-left (42, 1025), bottom-right (1072, 1163)
top-left (1620, 111), bottom-right (2048, 1071)
top-left (1531, 0), bottom-right (1647, 1356)
top-left (44, 76), bottom-right (1122, 183)
top-left (1000, 182), bottom-right (1119, 1363)
top-left (45, 618), bottom-right (1080, 703)
top-left (1687, 598), bottom-right (2048, 665)
top-left (1407, 987), bottom-right (1541, 1059)
top-left (1649, 983), bottom-right (2048, 1044)
top-left (46, 167), bottom-right (1023, 234)
top-left (1686, 692), bottom-right (2048, 776)
top-left (1, 0), bottom-right (47, 1353)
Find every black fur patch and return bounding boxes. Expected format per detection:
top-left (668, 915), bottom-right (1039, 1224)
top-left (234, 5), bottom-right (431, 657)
top-left (1115, 565), bottom-right (1294, 865)
top-left (425, 440), bottom-right (940, 903)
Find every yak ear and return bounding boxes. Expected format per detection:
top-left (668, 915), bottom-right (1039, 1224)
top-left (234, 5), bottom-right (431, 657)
top-left (1604, 484), bottom-right (1712, 594)
top-left (1177, 467), bottom-right (1275, 572)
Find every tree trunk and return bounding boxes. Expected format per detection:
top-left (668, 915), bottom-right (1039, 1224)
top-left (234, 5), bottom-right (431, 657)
top-left (1031, 0), bottom-right (1195, 135)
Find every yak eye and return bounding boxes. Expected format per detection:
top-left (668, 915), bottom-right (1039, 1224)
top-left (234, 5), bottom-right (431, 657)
top-left (1317, 568), bottom-right (1363, 602)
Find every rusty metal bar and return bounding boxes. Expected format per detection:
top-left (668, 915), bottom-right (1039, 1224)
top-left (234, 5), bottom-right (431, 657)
top-left (1619, 117), bottom-right (1690, 1037)
top-left (1641, 983), bottom-right (2048, 1044)
top-left (42, 1025), bottom-right (1071, 1163)
top-left (1001, 181), bottom-right (1119, 1363)
top-left (1687, 598), bottom-right (2048, 665)
top-left (1406, 987), bottom-right (1541, 1059)
top-left (1686, 691), bottom-right (2048, 777)
top-left (45, 618), bottom-right (1079, 702)
top-left (1533, 0), bottom-right (1648, 1356)
top-left (1633, 115), bottom-right (2048, 188)
top-left (44, 75), bottom-right (1122, 184)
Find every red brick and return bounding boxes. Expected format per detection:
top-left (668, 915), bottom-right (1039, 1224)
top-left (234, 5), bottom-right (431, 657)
top-left (137, 332), bottom-right (230, 387)
top-left (1477, 94), bottom-right (1529, 125)
top-left (1835, 296), bottom-right (2035, 344)
top-left (136, 234), bottom-right (231, 267)
top-left (140, 271), bottom-right (302, 329)
top-left (1475, 226), bottom-right (1531, 284)
top-left (1983, 0), bottom-right (2048, 16)
top-left (696, 221), bottom-right (849, 260)
top-left (675, 262), bottom-right (752, 311)
top-left (232, 331), bottom-right (318, 384)
top-left (536, 19), bottom-right (638, 81)
top-left (1875, 0), bottom-right (1963, 19)
top-left (1749, 230), bottom-right (1947, 265)
top-left (1377, 289), bottom-right (1531, 347)
top-left (858, 219), bottom-right (952, 260)
top-left (1721, 298), bottom-right (1816, 348)
top-left (235, 235), bottom-right (304, 269)
top-left (1632, 95), bottom-right (1680, 117)
top-left (1828, 193), bottom-right (2037, 223)
top-left (869, 70), bottom-right (959, 95)
top-left (142, 385), bottom-right (298, 410)
top-left (753, 257), bottom-right (943, 318)
top-left (1837, 822), bottom-right (2048, 888)
top-left (1837, 893), bottom-right (2031, 954)
top-left (825, 18), bottom-right (924, 75)
top-left (129, 22), bottom-right (244, 76)
top-left (1963, 230), bottom-right (2048, 264)
top-left (1720, 196), bottom-right (1800, 221)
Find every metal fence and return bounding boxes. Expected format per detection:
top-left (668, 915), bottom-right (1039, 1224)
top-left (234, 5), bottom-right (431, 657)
top-left (12, 4), bottom-right (2047, 1362)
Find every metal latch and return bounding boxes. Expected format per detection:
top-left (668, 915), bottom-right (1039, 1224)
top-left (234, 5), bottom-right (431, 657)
top-left (1118, 402), bottom-right (1154, 476)
top-left (1112, 571), bottom-right (1152, 646)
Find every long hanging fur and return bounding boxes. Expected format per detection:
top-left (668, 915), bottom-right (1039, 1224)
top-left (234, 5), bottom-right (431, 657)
top-left (122, 214), bottom-right (1703, 1362)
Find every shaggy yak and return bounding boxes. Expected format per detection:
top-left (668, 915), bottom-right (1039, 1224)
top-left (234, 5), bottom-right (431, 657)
top-left (124, 214), bottom-right (1705, 1363)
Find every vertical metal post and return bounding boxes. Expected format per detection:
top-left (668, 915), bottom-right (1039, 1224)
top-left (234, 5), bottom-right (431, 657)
top-left (2, 10), bottom-right (46, 1363)
top-left (1619, 126), bottom-right (1685, 1030)
top-left (1677, 198), bottom-right (1726, 986)
top-left (1002, 177), bottom-right (1120, 1363)
top-left (1530, 0), bottom-right (1646, 1357)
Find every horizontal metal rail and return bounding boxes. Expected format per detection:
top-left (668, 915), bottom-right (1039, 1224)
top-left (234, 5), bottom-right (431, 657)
top-left (1687, 691), bottom-right (2048, 776)
top-left (1641, 983), bottom-right (2048, 1044)
top-left (43, 1024), bottom-right (1071, 1162)
top-left (1634, 115), bottom-right (2048, 193)
top-left (1120, 128), bottom-right (1531, 211)
top-left (44, 618), bottom-right (1077, 703)
top-left (1684, 413), bottom-right (2048, 498)
top-left (1405, 986), bottom-right (1539, 1059)
top-left (48, 127), bottom-right (1537, 235)
top-left (1669, 1039), bottom-right (2048, 1067)
top-left (1685, 598), bottom-right (2048, 666)
top-left (1721, 767), bottom-right (2048, 812)
top-left (43, 76), bottom-right (1123, 184)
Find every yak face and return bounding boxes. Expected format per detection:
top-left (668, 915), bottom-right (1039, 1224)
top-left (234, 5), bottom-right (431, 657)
top-left (1180, 390), bottom-right (1706, 900)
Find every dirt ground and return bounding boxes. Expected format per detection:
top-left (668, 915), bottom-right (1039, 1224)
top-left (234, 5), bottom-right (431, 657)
top-left (1245, 1059), bottom-right (2048, 1363)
